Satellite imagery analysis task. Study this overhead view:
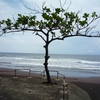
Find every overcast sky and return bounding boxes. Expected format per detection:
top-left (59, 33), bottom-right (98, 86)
top-left (0, 0), bottom-right (100, 55)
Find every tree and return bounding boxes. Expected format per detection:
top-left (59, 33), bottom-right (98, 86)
top-left (0, 4), bottom-right (100, 84)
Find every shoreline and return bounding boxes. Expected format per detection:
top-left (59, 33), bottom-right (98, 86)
top-left (0, 67), bottom-right (100, 83)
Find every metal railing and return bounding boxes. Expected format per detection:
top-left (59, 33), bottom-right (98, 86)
top-left (42, 70), bottom-right (65, 79)
top-left (14, 69), bottom-right (31, 77)
top-left (0, 68), bottom-right (65, 80)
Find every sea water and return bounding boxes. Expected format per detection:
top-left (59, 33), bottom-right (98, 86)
top-left (0, 52), bottom-right (100, 77)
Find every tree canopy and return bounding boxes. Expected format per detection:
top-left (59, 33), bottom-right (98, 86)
top-left (0, 4), bottom-right (100, 84)
top-left (0, 6), bottom-right (100, 38)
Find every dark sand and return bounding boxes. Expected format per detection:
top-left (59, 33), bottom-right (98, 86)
top-left (66, 76), bottom-right (100, 100)
top-left (73, 82), bottom-right (100, 100)
top-left (0, 68), bottom-right (100, 100)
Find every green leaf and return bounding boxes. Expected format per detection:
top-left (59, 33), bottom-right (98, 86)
top-left (2, 28), bottom-right (6, 33)
top-left (60, 28), bottom-right (67, 34)
top-left (42, 13), bottom-right (50, 20)
top-left (79, 20), bottom-right (87, 26)
top-left (46, 8), bottom-right (51, 12)
top-left (31, 16), bottom-right (36, 20)
top-left (51, 32), bottom-right (56, 37)
top-left (43, 7), bottom-right (51, 12)
top-left (17, 15), bottom-right (29, 25)
top-left (18, 14), bottom-right (22, 17)
top-left (83, 13), bottom-right (89, 18)
top-left (52, 13), bottom-right (57, 18)
top-left (28, 21), bottom-right (36, 26)
top-left (48, 21), bottom-right (52, 26)
top-left (55, 8), bottom-right (60, 14)
top-left (92, 12), bottom-right (97, 17)
top-left (14, 22), bottom-right (19, 29)
top-left (1, 20), bottom-right (5, 23)
top-left (5, 19), bottom-right (12, 30)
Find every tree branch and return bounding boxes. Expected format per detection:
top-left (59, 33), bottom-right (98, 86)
top-left (22, 28), bottom-right (41, 32)
top-left (49, 31), bottom-right (100, 43)
top-left (75, 15), bottom-right (100, 35)
top-left (36, 32), bottom-right (46, 42)
top-left (23, 3), bottom-right (42, 14)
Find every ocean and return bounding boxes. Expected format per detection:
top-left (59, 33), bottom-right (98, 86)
top-left (0, 52), bottom-right (100, 77)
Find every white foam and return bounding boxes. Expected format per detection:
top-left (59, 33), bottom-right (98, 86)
top-left (0, 54), bottom-right (100, 71)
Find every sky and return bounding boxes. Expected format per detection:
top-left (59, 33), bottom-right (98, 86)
top-left (0, 0), bottom-right (100, 55)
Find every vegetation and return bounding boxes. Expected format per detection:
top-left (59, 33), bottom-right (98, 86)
top-left (0, 2), bottom-right (100, 84)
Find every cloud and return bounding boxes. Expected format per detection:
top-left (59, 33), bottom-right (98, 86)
top-left (49, 37), bottom-right (100, 54)
top-left (0, 31), bottom-right (44, 53)
top-left (0, 0), bottom-right (31, 20)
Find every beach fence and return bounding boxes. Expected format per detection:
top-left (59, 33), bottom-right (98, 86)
top-left (0, 68), bottom-right (65, 80)
top-left (14, 69), bottom-right (31, 78)
top-left (0, 69), bottom-right (15, 77)
top-left (0, 68), bottom-right (42, 78)
top-left (13, 69), bottom-right (44, 78)
top-left (14, 69), bottom-right (65, 79)
top-left (42, 70), bottom-right (65, 80)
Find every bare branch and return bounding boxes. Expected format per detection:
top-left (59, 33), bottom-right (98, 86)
top-left (35, 2), bottom-right (42, 11)
top-left (42, 1), bottom-right (46, 8)
top-left (49, 29), bottom-right (100, 43)
top-left (62, 0), bottom-right (68, 7)
top-left (66, 0), bottom-right (72, 11)
top-left (9, 13), bottom-right (16, 22)
top-left (58, 0), bottom-right (71, 11)
top-left (23, 4), bottom-right (42, 14)
top-left (58, 0), bottom-right (62, 8)
top-left (74, 15), bottom-right (100, 36)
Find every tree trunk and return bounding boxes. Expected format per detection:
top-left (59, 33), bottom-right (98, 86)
top-left (43, 43), bottom-right (52, 84)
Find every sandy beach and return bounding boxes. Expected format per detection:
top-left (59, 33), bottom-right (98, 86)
top-left (0, 68), bottom-right (100, 100)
